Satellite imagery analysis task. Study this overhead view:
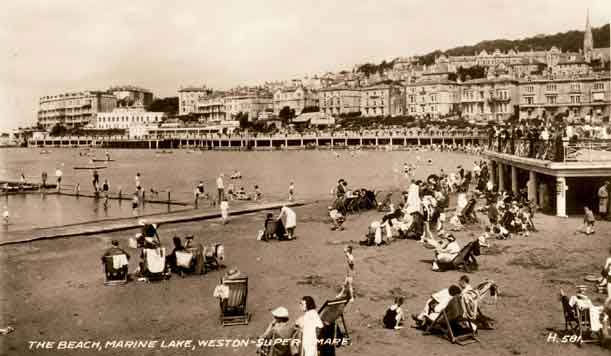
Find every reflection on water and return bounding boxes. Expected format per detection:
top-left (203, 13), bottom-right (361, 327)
top-left (0, 193), bottom-right (178, 235)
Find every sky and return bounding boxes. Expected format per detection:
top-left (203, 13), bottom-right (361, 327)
top-left (0, 0), bottom-right (609, 131)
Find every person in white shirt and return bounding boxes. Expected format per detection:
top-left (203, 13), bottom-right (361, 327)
top-left (277, 205), bottom-right (296, 239)
top-left (216, 174), bottom-right (224, 204)
top-left (432, 234), bottom-right (461, 271)
top-left (328, 206), bottom-right (345, 231)
top-left (220, 200), bottom-right (229, 224)
top-left (55, 168), bottom-right (63, 191)
top-left (600, 248), bottom-right (611, 297)
top-left (296, 296), bottom-right (323, 356)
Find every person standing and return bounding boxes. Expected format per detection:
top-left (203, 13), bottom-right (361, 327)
top-left (55, 167), bottom-right (63, 192)
top-left (277, 205), bottom-right (296, 240)
top-left (102, 179), bottom-right (110, 208)
top-left (135, 173), bottom-right (142, 193)
top-left (3, 206), bottom-right (8, 225)
top-left (288, 181), bottom-right (295, 202)
top-left (131, 193), bottom-right (139, 216)
top-left (599, 182), bottom-right (609, 219)
top-left (583, 207), bottom-right (596, 235)
top-left (220, 199), bottom-right (229, 225)
top-left (256, 307), bottom-right (295, 356)
top-left (41, 171), bottom-right (48, 189)
top-left (216, 173), bottom-right (225, 205)
top-left (92, 170), bottom-right (100, 193)
top-left (297, 296), bottom-right (323, 356)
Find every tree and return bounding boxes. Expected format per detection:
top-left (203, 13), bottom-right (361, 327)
top-left (279, 106), bottom-right (295, 124)
top-left (237, 112), bottom-right (249, 129)
top-left (147, 97), bottom-right (179, 115)
top-left (50, 123), bottom-right (67, 136)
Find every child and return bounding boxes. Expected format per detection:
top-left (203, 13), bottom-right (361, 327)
top-left (383, 297), bottom-right (405, 330)
top-left (328, 206), bottom-right (345, 231)
top-left (288, 181), bottom-right (295, 201)
top-left (131, 193), bottom-right (139, 216)
top-left (220, 199), bottom-right (229, 224)
top-left (478, 227), bottom-right (491, 247)
top-left (584, 206), bottom-right (595, 235)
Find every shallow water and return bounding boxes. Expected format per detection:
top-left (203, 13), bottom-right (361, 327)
top-left (0, 147), bottom-right (478, 231)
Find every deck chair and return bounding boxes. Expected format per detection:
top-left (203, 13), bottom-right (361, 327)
top-left (560, 295), bottom-right (598, 345)
top-left (103, 255), bottom-right (128, 286)
top-left (220, 277), bottom-right (250, 326)
top-left (203, 244), bottom-right (222, 273)
top-left (425, 280), bottom-right (498, 345)
top-left (436, 241), bottom-right (480, 272)
top-left (318, 298), bottom-right (351, 346)
top-left (142, 247), bottom-right (170, 281)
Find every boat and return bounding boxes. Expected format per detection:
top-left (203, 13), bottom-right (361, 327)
top-left (73, 166), bottom-right (107, 170)
top-left (91, 159), bottom-right (115, 162)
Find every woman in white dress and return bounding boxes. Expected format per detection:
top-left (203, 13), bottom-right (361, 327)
top-left (296, 296), bottom-right (323, 356)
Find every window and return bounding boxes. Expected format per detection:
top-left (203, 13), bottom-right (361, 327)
top-left (594, 82), bottom-right (605, 90)
top-left (546, 83), bottom-right (557, 91)
top-left (570, 83), bottom-right (581, 91)
top-left (524, 96), bottom-right (534, 105)
top-left (546, 95), bottom-right (557, 104)
top-left (570, 95), bottom-right (581, 104)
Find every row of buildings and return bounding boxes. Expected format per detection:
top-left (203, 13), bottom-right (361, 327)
top-left (36, 13), bottom-right (610, 138)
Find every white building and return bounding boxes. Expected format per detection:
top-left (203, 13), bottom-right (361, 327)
top-left (95, 108), bottom-right (165, 138)
top-left (178, 86), bottom-right (212, 115)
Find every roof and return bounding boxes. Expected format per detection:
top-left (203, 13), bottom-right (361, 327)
top-left (462, 77), bottom-right (518, 85)
top-left (406, 79), bottom-right (459, 87)
top-left (178, 86), bottom-right (209, 92)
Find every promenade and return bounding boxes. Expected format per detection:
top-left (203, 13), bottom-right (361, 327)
top-left (0, 200), bottom-right (305, 246)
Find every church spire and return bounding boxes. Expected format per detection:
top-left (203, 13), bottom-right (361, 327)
top-left (584, 9), bottom-right (593, 62)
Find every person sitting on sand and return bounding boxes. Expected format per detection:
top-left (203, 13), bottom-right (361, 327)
top-left (263, 213), bottom-right (278, 240)
top-left (412, 285), bottom-right (462, 329)
top-left (432, 234), bottom-right (460, 271)
top-left (167, 236), bottom-right (185, 274)
top-left (102, 239), bottom-right (130, 261)
top-left (235, 187), bottom-right (249, 200)
top-left (383, 297), bottom-right (405, 330)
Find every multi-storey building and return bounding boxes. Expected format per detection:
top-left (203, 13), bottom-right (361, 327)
top-left (273, 86), bottom-right (318, 115)
top-left (108, 85), bottom-right (153, 108)
top-left (178, 86), bottom-right (212, 115)
top-left (197, 95), bottom-right (226, 121)
top-left (459, 77), bottom-right (519, 122)
top-left (405, 80), bottom-right (460, 118)
top-left (518, 72), bottom-right (611, 121)
top-left (360, 83), bottom-right (405, 117)
top-left (318, 85), bottom-right (361, 116)
top-left (38, 91), bottom-right (117, 130)
top-left (96, 108), bottom-right (164, 138)
top-left (224, 94), bottom-right (273, 120)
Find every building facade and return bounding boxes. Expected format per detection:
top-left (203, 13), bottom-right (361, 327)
top-left (197, 96), bottom-right (226, 121)
top-left (38, 91), bottom-right (117, 130)
top-left (95, 108), bottom-right (164, 138)
top-left (459, 77), bottom-right (519, 122)
top-left (178, 86), bottom-right (212, 115)
top-left (518, 73), bottom-right (611, 121)
top-left (318, 86), bottom-right (361, 116)
top-left (108, 85), bottom-right (153, 108)
top-left (360, 84), bottom-right (404, 117)
top-left (405, 80), bottom-right (460, 118)
top-left (273, 86), bottom-right (319, 115)
top-left (224, 94), bottom-right (273, 120)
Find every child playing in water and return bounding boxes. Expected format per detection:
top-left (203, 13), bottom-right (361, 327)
top-left (288, 181), bottom-right (295, 201)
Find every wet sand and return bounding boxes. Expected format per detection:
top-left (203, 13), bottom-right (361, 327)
top-left (1, 199), bottom-right (610, 356)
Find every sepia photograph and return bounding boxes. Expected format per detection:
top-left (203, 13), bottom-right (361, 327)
top-left (1, 0), bottom-right (611, 355)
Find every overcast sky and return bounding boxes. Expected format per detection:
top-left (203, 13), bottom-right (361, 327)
top-left (0, 0), bottom-right (609, 131)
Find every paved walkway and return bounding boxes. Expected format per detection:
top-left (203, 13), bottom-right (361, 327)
top-left (0, 200), bottom-right (307, 246)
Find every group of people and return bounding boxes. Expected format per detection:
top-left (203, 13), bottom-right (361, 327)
top-left (260, 205), bottom-right (297, 241)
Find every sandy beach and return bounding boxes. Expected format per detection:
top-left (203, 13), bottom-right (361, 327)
top-left (1, 197), bottom-right (610, 356)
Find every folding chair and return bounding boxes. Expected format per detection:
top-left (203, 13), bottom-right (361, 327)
top-left (220, 277), bottom-right (250, 326)
top-left (560, 295), bottom-right (598, 345)
top-left (103, 255), bottom-right (128, 286)
top-left (436, 241), bottom-right (480, 272)
top-left (425, 280), bottom-right (498, 345)
top-left (318, 298), bottom-right (351, 347)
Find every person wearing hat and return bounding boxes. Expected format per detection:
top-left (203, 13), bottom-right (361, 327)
top-left (277, 205), bottom-right (297, 240)
top-left (257, 307), bottom-right (295, 356)
top-left (224, 267), bottom-right (242, 280)
top-left (598, 182), bottom-right (609, 219)
top-left (432, 234), bottom-right (460, 271)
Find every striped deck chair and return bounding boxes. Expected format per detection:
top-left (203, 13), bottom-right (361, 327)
top-left (318, 297), bottom-right (351, 347)
top-left (425, 280), bottom-right (498, 345)
top-left (103, 255), bottom-right (128, 286)
top-left (560, 294), bottom-right (599, 345)
top-left (220, 277), bottom-right (250, 326)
